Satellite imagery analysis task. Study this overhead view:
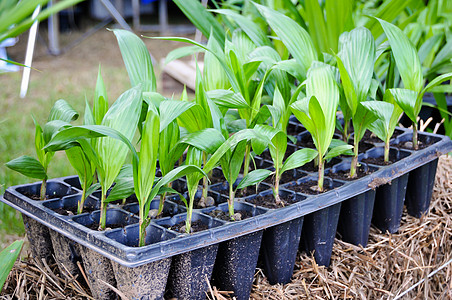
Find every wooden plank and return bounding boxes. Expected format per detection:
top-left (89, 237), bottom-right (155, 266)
top-left (162, 60), bottom-right (203, 91)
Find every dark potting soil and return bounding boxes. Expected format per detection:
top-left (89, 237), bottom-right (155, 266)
top-left (110, 194), bottom-right (138, 205)
top-left (53, 206), bottom-right (98, 216)
top-left (87, 222), bottom-right (125, 231)
top-left (392, 139), bottom-right (433, 150)
top-left (172, 195), bottom-right (216, 209)
top-left (22, 192), bottom-right (60, 201)
top-left (327, 165), bottom-right (371, 181)
top-left (207, 209), bottom-right (252, 222)
top-left (301, 158), bottom-right (340, 173)
top-left (284, 180), bottom-right (330, 195)
top-left (237, 184), bottom-right (271, 197)
top-left (246, 193), bottom-right (297, 209)
top-left (287, 123), bottom-right (303, 136)
top-left (263, 171), bottom-right (298, 186)
top-left (163, 220), bottom-right (209, 234)
top-left (361, 152), bottom-right (400, 166)
top-left (357, 142), bottom-right (374, 153)
top-left (360, 130), bottom-right (383, 144)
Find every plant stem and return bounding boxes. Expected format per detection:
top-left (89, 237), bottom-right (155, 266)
top-left (343, 119), bottom-right (350, 143)
top-left (99, 189), bottom-right (107, 230)
top-left (228, 183), bottom-right (235, 220)
top-left (77, 177), bottom-right (88, 214)
top-left (413, 121), bottom-right (419, 150)
top-left (318, 158), bottom-right (324, 192)
top-left (78, 189), bottom-right (86, 215)
top-left (157, 182), bottom-right (171, 216)
top-left (40, 178), bottom-right (47, 200)
top-left (350, 139), bottom-right (359, 178)
top-left (185, 193), bottom-right (195, 234)
top-left (138, 204), bottom-right (149, 247)
top-left (384, 140), bottom-right (390, 163)
top-left (274, 169), bottom-right (281, 205)
top-left (139, 219), bottom-right (146, 247)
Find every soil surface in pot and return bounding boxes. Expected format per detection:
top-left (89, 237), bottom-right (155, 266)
top-left (287, 124), bottom-right (304, 136)
top-left (207, 209), bottom-right (252, 222)
top-left (110, 194), bottom-right (138, 205)
top-left (53, 206), bottom-right (97, 216)
top-left (23, 192), bottom-right (61, 201)
top-left (392, 139), bottom-right (432, 150)
top-left (284, 180), bottom-right (330, 195)
top-left (357, 142), bottom-right (374, 153)
top-left (246, 193), bottom-right (297, 209)
top-left (361, 152), bottom-right (400, 166)
top-left (301, 158), bottom-right (341, 173)
top-left (87, 222), bottom-right (128, 230)
top-left (327, 165), bottom-right (371, 181)
top-left (163, 220), bottom-right (209, 234)
top-left (263, 172), bottom-right (300, 186)
top-left (236, 184), bottom-right (271, 197)
top-left (172, 194), bottom-right (217, 209)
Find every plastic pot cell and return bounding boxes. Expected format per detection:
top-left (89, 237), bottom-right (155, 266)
top-left (17, 181), bottom-right (77, 265)
top-left (300, 202), bottom-right (342, 267)
top-left (156, 213), bottom-right (224, 299)
top-left (372, 173), bottom-right (409, 234)
top-left (260, 216), bottom-right (304, 285)
top-left (405, 158), bottom-right (439, 218)
top-left (49, 229), bottom-right (84, 281)
top-left (107, 224), bottom-right (177, 299)
top-left (212, 230), bottom-right (263, 300)
top-left (78, 245), bottom-right (117, 300)
top-left (337, 189), bottom-right (376, 247)
top-left (22, 215), bottom-right (54, 265)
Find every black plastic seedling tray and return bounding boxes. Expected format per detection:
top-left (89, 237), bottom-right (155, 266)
top-left (2, 127), bottom-right (452, 268)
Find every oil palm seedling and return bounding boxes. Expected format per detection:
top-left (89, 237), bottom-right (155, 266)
top-left (255, 124), bottom-right (318, 203)
top-left (151, 29), bottom-right (280, 189)
top-left (201, 128), bottom-right (272, 220)
top-left (6, 99), bottom-right (78, 200)
top-left (290, 62), bottom-right (352, 191)
top-left (334, 26), bottom-right (379, 177)
top-left (253, 87), bottom-right (318, 202)
top-left (170, 127), bottom-right (271, 223)
top-left (45, 87), bottom-right (143, 230)
top-left (173, 65), bottom-right (229, 208)
top-left (133, 106), bottom-right (205, 245)
top-left (362, 96), bottom-right (401, 163)
top-left (376, 18), bottom-right (452, 150)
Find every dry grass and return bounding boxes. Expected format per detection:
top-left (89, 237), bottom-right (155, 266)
top-left (2, 155), bottom-right (452, 299)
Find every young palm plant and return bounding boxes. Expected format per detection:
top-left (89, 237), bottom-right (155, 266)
top-left (45, 87), bottom-right (143, 230)
top-left (376, 18), bottom-right (452, 150)
top-left (133, 107), bottom-right (205, 245)
top-left (334, 27), bottom-right (379, 178)
top-left (151, 31), bottom-right (278, 189)
top-left (6, 100), bottom-right (78, 200)
top-left (254, 87), bottom-right (318, 203)
top-left (290, 62), bottom-right (352, 191)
